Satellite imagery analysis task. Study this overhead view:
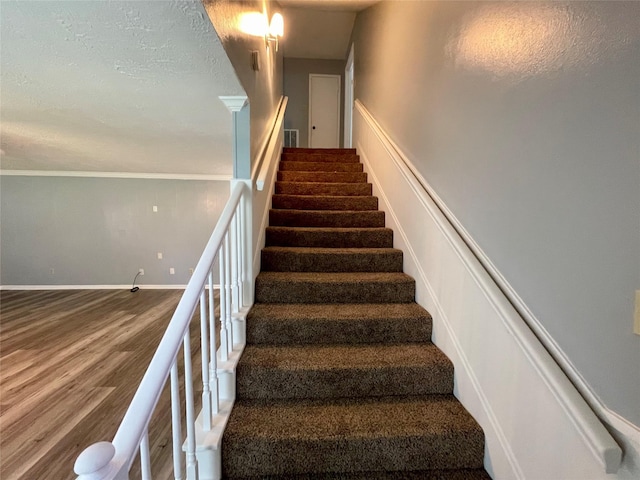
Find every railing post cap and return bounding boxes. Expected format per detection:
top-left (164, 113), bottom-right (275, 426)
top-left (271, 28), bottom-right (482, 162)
top-left (74, 441), bottom-right (116, 476)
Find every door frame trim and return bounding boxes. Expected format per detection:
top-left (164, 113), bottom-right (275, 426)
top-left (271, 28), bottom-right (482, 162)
top-left (344, 44), bottom-right (355, 148)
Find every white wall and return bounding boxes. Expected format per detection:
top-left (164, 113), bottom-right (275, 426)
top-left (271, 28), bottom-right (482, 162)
top-left (351, 0), bottom-right (640, 430)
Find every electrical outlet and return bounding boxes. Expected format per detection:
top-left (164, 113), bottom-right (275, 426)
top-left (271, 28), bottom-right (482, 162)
top-left (152, 205), bottom-right (158, 213)
top-left (138, 268), bottom-right (145, 276)
top-left (157, 252), bottom-right (163, 260)
top-left (50, 268), bottom-right (55, 275)
top-left (189, 268), bottom-right (194, 275)
top-left (634, 290), bottom-right (640, 336)
top-left (169, 267), bottom-right (175, 275)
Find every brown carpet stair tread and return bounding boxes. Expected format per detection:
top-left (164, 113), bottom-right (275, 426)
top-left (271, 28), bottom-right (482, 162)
top-left (240, 343), bottom-right (451, 371)
top-left (255, 272), bottom-right (415, 304)
top-left (246, 303), bottom-right (432, 345)
top-left (278, 171), bottom-right (367, 183)
top-left (224, 469), bottom-right (491, 480)
top-left (248, 302), bottom-right (431, 323)
top-left (281, 153), bottom-right (361, 163)
top-left (236, 343), bottom-right (453, 399)
top-left (275, 182), bottom-right (372, 196)
top-left (272, 195), bottom-right (378, 211)
top-left (280, 150), bottom-right (360, 163)
top-left (265, 227), bottom-right (394, 248)
top-left (269, 209), bottom-right (385, 228)
top-left (256, 271), bottom-right (414, 282)
top-left (279, 161), bottom-right (364, 172)
top-left (226, 395), bottom-right (482, 440)
top-left (261, 247), bottom-right (403, 272)
top-left (223, 396), bottom-right (485, 476)
top-left (284, 147), bottom-right (356, 155)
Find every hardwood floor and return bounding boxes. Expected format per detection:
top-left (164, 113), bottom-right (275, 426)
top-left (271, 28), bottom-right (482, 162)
top-left (0, 289), bottom-right (207, 480)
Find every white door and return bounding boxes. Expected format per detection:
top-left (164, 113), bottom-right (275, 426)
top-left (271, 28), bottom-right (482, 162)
top-left (309, 74), bottom-right (341, 148)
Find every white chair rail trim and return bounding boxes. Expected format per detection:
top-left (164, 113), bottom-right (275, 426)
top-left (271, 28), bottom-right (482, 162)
top-left (254, 96), bottom-right (288, 191)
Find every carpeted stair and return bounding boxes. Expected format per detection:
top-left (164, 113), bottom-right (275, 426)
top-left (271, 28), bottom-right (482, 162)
top-left (222, 147), bottom-right (489, 479)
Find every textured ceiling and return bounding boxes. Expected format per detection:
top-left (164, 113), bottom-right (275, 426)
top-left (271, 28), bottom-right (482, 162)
top-left (279, 0), bottom-right (380, 59)
top-left (0, 0), bottom-right (244, 175)
top-left (281, 7), bottom-right (356, 60)
top-left (278, 0), bottom-right (379, 11)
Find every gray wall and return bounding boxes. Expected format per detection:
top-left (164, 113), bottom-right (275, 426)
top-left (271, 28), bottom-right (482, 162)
top-left (203, 0), bottom-right (284, 173)
top-left (351, 1), bottom-right (640, 425)
top-left (283, 57), bottom-right (346, 148)
top-left (0, 176), bottom-right (229, 286)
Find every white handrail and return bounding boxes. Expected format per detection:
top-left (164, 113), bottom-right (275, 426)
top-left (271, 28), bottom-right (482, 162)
top-left (255, 96), bottom-right (288, 190)
top-left (74, 182), bottom-right (248, 480)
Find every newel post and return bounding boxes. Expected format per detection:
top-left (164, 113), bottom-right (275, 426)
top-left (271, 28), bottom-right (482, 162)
top-left (74, 441), bottom-right (122, 480)
top-left (220, 95), bottom-right (253, 308)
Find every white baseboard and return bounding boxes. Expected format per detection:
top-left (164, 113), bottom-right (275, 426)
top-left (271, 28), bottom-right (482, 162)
top-left (354, 100), bottom-right (628, 479)
top-left (0, 284), bottom-right (221, 290)
top-left (0, 170), bottom-right (231, 181)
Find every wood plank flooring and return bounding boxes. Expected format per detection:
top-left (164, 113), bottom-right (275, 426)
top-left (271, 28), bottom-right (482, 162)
top-left (0, 289), bottom-right (207, 480)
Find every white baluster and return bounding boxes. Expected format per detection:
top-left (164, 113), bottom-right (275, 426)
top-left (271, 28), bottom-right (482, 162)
top-left (236, 208), bottom-right (243, 310)
top-left (230, 213), bottom-right (239, 313)
top-left (218, 247), bottom-right (228, 362)
top-left (199, 290), bottom-right (212, 431)
top-left (183, 334), bottom-right (198, 480)
top-left (140, 431), bottom-right (152, 480)
top-left (208, 271), bottom-right (219, 414)
top-left (224, 231), bottom-right (233, 352)
top-left (237, 198), bottom-right (245, 308)
top-left (170, 362), bottom-right (183, 480)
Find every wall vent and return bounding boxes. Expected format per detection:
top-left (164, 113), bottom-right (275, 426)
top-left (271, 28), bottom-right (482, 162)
top-left (284, 129), bottom-right (299, 148)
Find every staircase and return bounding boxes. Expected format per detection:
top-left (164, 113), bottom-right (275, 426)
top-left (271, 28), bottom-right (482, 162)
top-left (222, 148), bottom-right (489, 479)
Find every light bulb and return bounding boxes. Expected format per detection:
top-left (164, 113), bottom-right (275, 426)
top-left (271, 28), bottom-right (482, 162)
top-left (269, 13), bottom-right (284, 38)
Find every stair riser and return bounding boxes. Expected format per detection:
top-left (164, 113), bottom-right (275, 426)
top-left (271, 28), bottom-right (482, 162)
top-left (255, 279), bottom-right (415, 304)
top-left (272, 195), bottom-right (378, 211)
top-left (275, 182), bottom-right (372, 196)
top-left (279, 161), bottom-right (363, 172)
top-left (269, 210), bottom-right (385, 228)
top-left (281, 153), bottom-right (360, 163)
top-left (261, 251), bottom-right (402, 272)
top-left (237, 365), bottom-right (453, 400)
top-left (282, 147), bottom-right (356, 155)
top-left (265, 227), bottom-right (394, 248)
top-left (222, 434), bottom-right (485, 477)
top-left (246, 318), bottom-right (431, 345)
top-left (278, 171), bottom-right (367, 183)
